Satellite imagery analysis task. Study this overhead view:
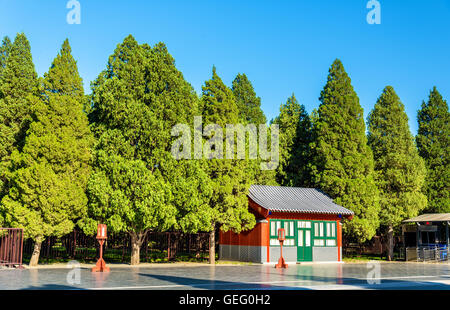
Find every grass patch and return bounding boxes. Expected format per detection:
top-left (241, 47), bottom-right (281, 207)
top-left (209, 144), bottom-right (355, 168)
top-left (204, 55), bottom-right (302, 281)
top-left (343, 254), bottom-right (384, 262)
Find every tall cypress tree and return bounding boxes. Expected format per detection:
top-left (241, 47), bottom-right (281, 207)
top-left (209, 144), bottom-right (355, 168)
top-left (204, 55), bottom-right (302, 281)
top-left (311, 59), bottom-right (380, 243)
top-left (231, 73), bottom-right (276, 186)
top-left (416, 87), bottom-right (449, 213)
top-left (272, 94), bottom-right (313, 187)
top-left (231, 73), bottom-right (266, 125)
top-left (86, 36), bottom-right (213, 264)
top-left (201, 67), bottom-right (255, 264)
top-left (0, 39), bottom-right (93, 266)
top-left (0, 33), bottom-right (38, 197)
top-left (0, 36), bottom-right (12, 83)
top-left (368, 86), bottom-right (427, 260)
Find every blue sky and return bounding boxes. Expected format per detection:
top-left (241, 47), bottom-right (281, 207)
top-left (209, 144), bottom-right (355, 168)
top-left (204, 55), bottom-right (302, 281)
top-left (1, 0), bottom-right (449, 134)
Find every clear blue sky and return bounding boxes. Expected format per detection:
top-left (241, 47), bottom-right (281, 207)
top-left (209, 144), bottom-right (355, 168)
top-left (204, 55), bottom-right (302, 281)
top-left (1, 0), bottom-right (449, 134)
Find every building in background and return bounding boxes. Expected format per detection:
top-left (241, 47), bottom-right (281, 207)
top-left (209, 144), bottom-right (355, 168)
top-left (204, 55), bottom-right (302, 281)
top-left (403, 214), bottom-right (450, 262)
top-left (219, 185), bottom-right (354, 263)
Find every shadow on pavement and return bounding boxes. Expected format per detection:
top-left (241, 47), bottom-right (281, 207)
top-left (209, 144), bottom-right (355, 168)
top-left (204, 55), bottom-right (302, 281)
top-left (140, 271), bottom-right (450, 290)
top-left (139, 273), bottom-right (311, 290)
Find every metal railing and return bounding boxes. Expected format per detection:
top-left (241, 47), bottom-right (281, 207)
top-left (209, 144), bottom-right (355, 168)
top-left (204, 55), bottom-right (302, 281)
top-left (408, 245), bottom-right (449, 263)
top-left (22, 230), bottom-right (212, 263)
top-left (0, 228), bottom-right (24, 268)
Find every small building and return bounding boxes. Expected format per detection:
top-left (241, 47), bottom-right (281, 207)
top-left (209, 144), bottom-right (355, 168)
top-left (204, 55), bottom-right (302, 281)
top-left (402, 213), bottom-right (450, 261)
top-left (219, 185), bottom-right (354, 263)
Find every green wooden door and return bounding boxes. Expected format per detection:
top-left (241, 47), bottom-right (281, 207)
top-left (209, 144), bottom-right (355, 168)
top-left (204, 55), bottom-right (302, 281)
top-left (297, 222), bottom-right (312, 262)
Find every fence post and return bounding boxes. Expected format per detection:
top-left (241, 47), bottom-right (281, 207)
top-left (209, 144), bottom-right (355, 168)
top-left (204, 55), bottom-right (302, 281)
top-left (73, 229), bottom-right (77, 258)
top-left (167, 233), bottom-right (170, 261)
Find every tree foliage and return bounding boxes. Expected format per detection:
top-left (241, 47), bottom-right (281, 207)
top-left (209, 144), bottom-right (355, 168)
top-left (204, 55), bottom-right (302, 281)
top-left (272, 94), bottom-right (313, 187)
top-left (0, 39), bottom-right (93, 265)
top-left (368, 86), bottom-right (427, 226)
top-left (232, 72), bottom-right (276, 186)
top-left (86, 35), bottom-right (214, 263)
top-left (310, 59), bottom-right (380, 243)
top-left (0, 36), bottom-right (12, 82)
top-left (232, 73), bottom-right (267, 125)
top-left (200, 67), bottom-right (255, 234)
top-left (0, 33), bottom-right (39, 195)
top-left (416, 87), bottom-right (449, 213)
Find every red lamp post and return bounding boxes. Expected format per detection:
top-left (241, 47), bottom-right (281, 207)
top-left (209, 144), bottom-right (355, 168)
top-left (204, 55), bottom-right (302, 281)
top-left (275, 228), bottom-right (288, 269)
top-left (92, 224), bottom-right (110, 272)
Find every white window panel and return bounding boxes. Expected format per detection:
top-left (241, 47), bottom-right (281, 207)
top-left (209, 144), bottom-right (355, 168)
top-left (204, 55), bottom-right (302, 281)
top-left (271, 222), bottom-right (275, 235)
top-left (314, 223), bottom-right (319, 236)
top-left (270, 239), bottom-right (278, 246)
top-left (326, 223), bottom-right (331, 237)
top-left (290, 222), bottom-right (294, 236)
top-left (314, 239), bottom-right (324, 246)
top-left (319, 223), bottom-right (324, 237)
top-left (331, 223), bottom-right (336, 237)
top-left (305, 230), bottom-right (311, 247)
top-left (298, 230), bottom-right (303, 247)
top-left (298, 221), bottom-right (310, 229)
top-left (276, 221), bottom-right (281, 234)
top-left (326, 239), bottom-right (336, 246)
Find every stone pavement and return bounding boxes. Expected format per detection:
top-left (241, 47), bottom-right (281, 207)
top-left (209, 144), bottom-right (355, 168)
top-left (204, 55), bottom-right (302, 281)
top-left (1, 262), bottom-right (450, 290)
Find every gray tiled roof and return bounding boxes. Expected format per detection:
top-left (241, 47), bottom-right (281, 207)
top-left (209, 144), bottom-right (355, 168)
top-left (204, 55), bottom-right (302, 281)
top-left (403, 213), bottom-right (450, 223)
top-left (248, 185), bottom-right (354, 216)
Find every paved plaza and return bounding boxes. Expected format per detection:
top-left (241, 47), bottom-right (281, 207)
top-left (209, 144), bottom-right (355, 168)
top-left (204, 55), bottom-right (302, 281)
top-left (1, 262), bottom-right (450, 290)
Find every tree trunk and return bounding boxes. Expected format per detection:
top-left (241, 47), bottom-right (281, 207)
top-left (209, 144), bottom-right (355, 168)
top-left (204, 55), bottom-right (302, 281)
top-left (386, 225), bottom-right (394, 261)
top-left (130, 232), bottom-right (144, 265)
top-left (209, 226), bottom-right (215, 265)
top-left (29, 238), bottom-right (42, 267)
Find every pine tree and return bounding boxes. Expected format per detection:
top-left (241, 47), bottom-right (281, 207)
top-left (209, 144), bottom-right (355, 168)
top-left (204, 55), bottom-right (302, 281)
top-left (232, 73), bottom-right (276, 186)
top-left (311, 59), bottom-right (380, 243)
top-left (368, 86), bottom-right (427, 260)
top-left (0, 33), bottom-right (38, 197)
top-left (86, 35), bottom-right (212, 264)
top-left (416, 87), bottom-right (449, 213)
top-left (232, 73), bottom-right (266, 125)
top-left (0, 36), bottom-right (12, 82)
top-left (0, 39), bottom-right (93, 266)
top-left (272, 94), bottom-right (313, 187)
top-left (200, 67), bottom-right (256, 264)
top-left (43, 39), bottom-right (84, 100)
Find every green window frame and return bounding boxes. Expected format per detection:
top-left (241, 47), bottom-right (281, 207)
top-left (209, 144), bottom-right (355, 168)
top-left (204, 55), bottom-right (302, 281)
top-left (269, 219), bottom-right (296, 247)
top-left (312, 221), bottom-right (337, 247)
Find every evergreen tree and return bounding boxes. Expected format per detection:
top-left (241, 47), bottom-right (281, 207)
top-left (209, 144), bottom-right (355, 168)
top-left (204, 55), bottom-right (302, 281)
top-left (311, 59), bottom-right (380, 243)
top-left (272, 94), bottom-right (313, 187)
top-left (86, 35), bottom-right (213, 264)
top-left (232, 73), bottom-right (276, 186)
top-left (0, 36), bottom-right (12, 82)
top-left (0, 39), bottom-right (93, 266)
top-left (232, 73), bottom-right (266, 125)
top-left (200, 67), bottom-right (256, 264)
top-left (43, 39), bottom-right (84, 100)
top-left (416, 87), bottom-right (449, 213)
top-left (368, 86), bottom-right (427, 260)
top-left (0, 33), bottom-right (38, 197)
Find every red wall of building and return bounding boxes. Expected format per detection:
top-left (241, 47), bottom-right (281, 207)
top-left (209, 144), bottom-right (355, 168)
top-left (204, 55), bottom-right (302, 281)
top-left (220, 221), bottom-right (269, 246)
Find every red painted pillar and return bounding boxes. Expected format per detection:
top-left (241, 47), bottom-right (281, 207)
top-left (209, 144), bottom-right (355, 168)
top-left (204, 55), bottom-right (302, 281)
top-left (337, 220), bottom-right (342, 262)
